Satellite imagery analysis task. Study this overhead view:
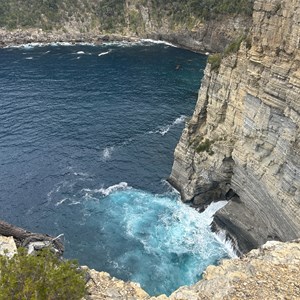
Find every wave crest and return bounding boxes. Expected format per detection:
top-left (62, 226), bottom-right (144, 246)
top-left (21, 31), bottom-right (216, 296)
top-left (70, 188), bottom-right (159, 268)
top-left (83, 182), bottom-right (130, 197)
top-left (150, 115), bottom-right (186, 136)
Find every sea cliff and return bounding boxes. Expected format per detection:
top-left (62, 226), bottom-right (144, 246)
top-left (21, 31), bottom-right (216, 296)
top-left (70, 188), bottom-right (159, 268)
top-left (169, 0), bottom-right (300, 254)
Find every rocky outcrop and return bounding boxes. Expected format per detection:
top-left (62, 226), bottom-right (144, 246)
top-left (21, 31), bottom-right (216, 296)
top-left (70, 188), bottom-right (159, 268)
top-left (169, 0), bottom-right (300, 253)
top-left (83, 239), bottom-right (300, 299)
top-left (139, 15), bottom-right (251, 53)
top-left (84, 268), bottom-right (150, 300)
top-left (0, 220), bottom-right (64, 255)
top-left (0, 235), bottom-right (17, 258)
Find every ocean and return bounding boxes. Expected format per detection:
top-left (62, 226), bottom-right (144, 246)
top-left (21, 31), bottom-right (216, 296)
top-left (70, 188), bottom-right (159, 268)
top-left (0, 41), bottom-right (234, 296)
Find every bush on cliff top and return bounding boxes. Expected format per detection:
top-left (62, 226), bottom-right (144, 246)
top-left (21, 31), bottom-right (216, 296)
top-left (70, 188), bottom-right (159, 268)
top-left (0, 248), bottom-right (86, 300)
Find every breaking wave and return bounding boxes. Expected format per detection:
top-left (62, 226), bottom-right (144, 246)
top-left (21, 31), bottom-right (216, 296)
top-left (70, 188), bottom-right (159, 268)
top-left (149, 115), bottom-right (186, 136)
top-left (98, 50), bottom-right (111, 56)
top-left (79, 187), bottom-right (234, 296)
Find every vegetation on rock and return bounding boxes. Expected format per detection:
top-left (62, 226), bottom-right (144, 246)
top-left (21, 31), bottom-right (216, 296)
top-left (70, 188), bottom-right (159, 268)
top-left (195, 138), bottom-right (214, 155)
top-left (208, 34), bottom-right (247, 71)
top-left (208, 53), bottom-right (222, 70)
top-left (0, 248), bottom-right (86, 300)
top-left (0, 0), bottom-right (254, 31)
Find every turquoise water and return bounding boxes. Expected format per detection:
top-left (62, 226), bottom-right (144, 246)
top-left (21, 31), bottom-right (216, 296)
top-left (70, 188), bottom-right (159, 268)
top-left (0, 41), bottom-right (232, 295)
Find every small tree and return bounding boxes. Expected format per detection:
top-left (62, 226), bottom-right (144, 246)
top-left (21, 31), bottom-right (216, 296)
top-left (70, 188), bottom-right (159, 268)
top-left (0, 248), bottom-right (86, 300)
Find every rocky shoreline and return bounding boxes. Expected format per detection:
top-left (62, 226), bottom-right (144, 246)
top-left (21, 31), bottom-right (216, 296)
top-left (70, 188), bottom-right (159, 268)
top-left (0, 28), bottom-right (141, 49)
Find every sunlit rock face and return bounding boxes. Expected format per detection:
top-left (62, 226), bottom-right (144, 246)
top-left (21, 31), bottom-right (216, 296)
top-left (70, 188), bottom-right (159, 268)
top-left (169, 0), bottom-right (300, 253)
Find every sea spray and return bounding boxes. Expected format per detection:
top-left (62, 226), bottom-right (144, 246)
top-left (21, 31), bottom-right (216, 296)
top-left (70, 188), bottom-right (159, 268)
top-left (74, 185), bottom-right (233, 296)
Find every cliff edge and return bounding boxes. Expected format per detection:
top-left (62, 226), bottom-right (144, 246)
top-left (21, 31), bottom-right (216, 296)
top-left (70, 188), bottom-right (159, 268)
top-left (169, 0), bottom-right (300, 253)
top-left (84, 239), bottom-right (300, 299)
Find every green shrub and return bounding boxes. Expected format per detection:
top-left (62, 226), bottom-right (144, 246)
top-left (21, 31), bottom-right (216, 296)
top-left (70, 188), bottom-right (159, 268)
top-left (0, 248), bottom-right (86, 300)
top-left (208, 53), bottom-right (222, 71)
top-left (196, 138), bottom-right (214, 153)
top-left (208, 34), bottom-right (249, 72)
top-left (224, 34), bottom-right (245, 56)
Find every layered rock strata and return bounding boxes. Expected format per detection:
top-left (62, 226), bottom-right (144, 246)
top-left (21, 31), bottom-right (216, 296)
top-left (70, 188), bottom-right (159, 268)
top-left (169, 0), bottom-right (300, 253)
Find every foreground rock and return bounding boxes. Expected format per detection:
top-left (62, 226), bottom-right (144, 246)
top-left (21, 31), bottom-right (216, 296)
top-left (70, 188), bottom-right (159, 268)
top-left (84, 240), bottom-right (300, 299)
top-left (84, 269), bottom-right (150, 300)
top-left (0, 220), bottom-right (64, 255)
top-left (169, 0), bottom-right (300, 253)
top-left (0, 235), bottom-right (17, 258)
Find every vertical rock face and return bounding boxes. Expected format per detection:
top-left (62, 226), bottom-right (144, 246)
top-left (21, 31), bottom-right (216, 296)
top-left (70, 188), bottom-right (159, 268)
top-left (169, 0), bottom-right (300, 253)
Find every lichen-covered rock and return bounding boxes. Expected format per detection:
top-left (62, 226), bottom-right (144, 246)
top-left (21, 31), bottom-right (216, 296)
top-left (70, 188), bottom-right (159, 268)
top-left (0, 235), bottom-right (17, 258)
top-left (84, 268), bottom-right (150, 300)
top-left (169, 0), bottom-right (300, 253)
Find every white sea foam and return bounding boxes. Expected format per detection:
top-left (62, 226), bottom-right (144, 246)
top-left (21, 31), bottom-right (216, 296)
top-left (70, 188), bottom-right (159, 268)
top-left (214, 229), bottom-right (238, 258)
top-left (73, 172), bottom-right (89, 177)
top-left (98, 50), bottom-right (111, 57)
top-left (55, 198), bottom-right (68, 206)
top-left (5, 41), bottom-right (75, 49)
top-left (103, 39), bottom-right (177, 48)
top-left (101, 146), bottom-right (114, 161)
top-left (25, 57), bottom-right (33, 60)
top-left (140, 38), bottom-right (178, 48)
top-left (82, 182), bottom-right (129, 197)
top-left (68, 201), bottom-right (81, 206)
top-left (98, 181), bottom-right (129, 196)
top-left (76, 51), bottom-right (85, 54)
top-left (5, 38), bottom-right (176, 50)
top-left (151, 115), bottom-right (186, 136)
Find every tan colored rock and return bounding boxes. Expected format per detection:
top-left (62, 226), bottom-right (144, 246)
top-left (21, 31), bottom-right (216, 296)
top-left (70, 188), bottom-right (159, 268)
top-left (0, 235), bottom-right (17, 258)
top-left (84, 268), bottom-right (150, 300)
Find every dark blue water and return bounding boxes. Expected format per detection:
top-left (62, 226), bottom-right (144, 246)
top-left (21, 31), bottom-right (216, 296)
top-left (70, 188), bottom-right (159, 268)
top-left (0, 41), bottom-right (232, 295)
